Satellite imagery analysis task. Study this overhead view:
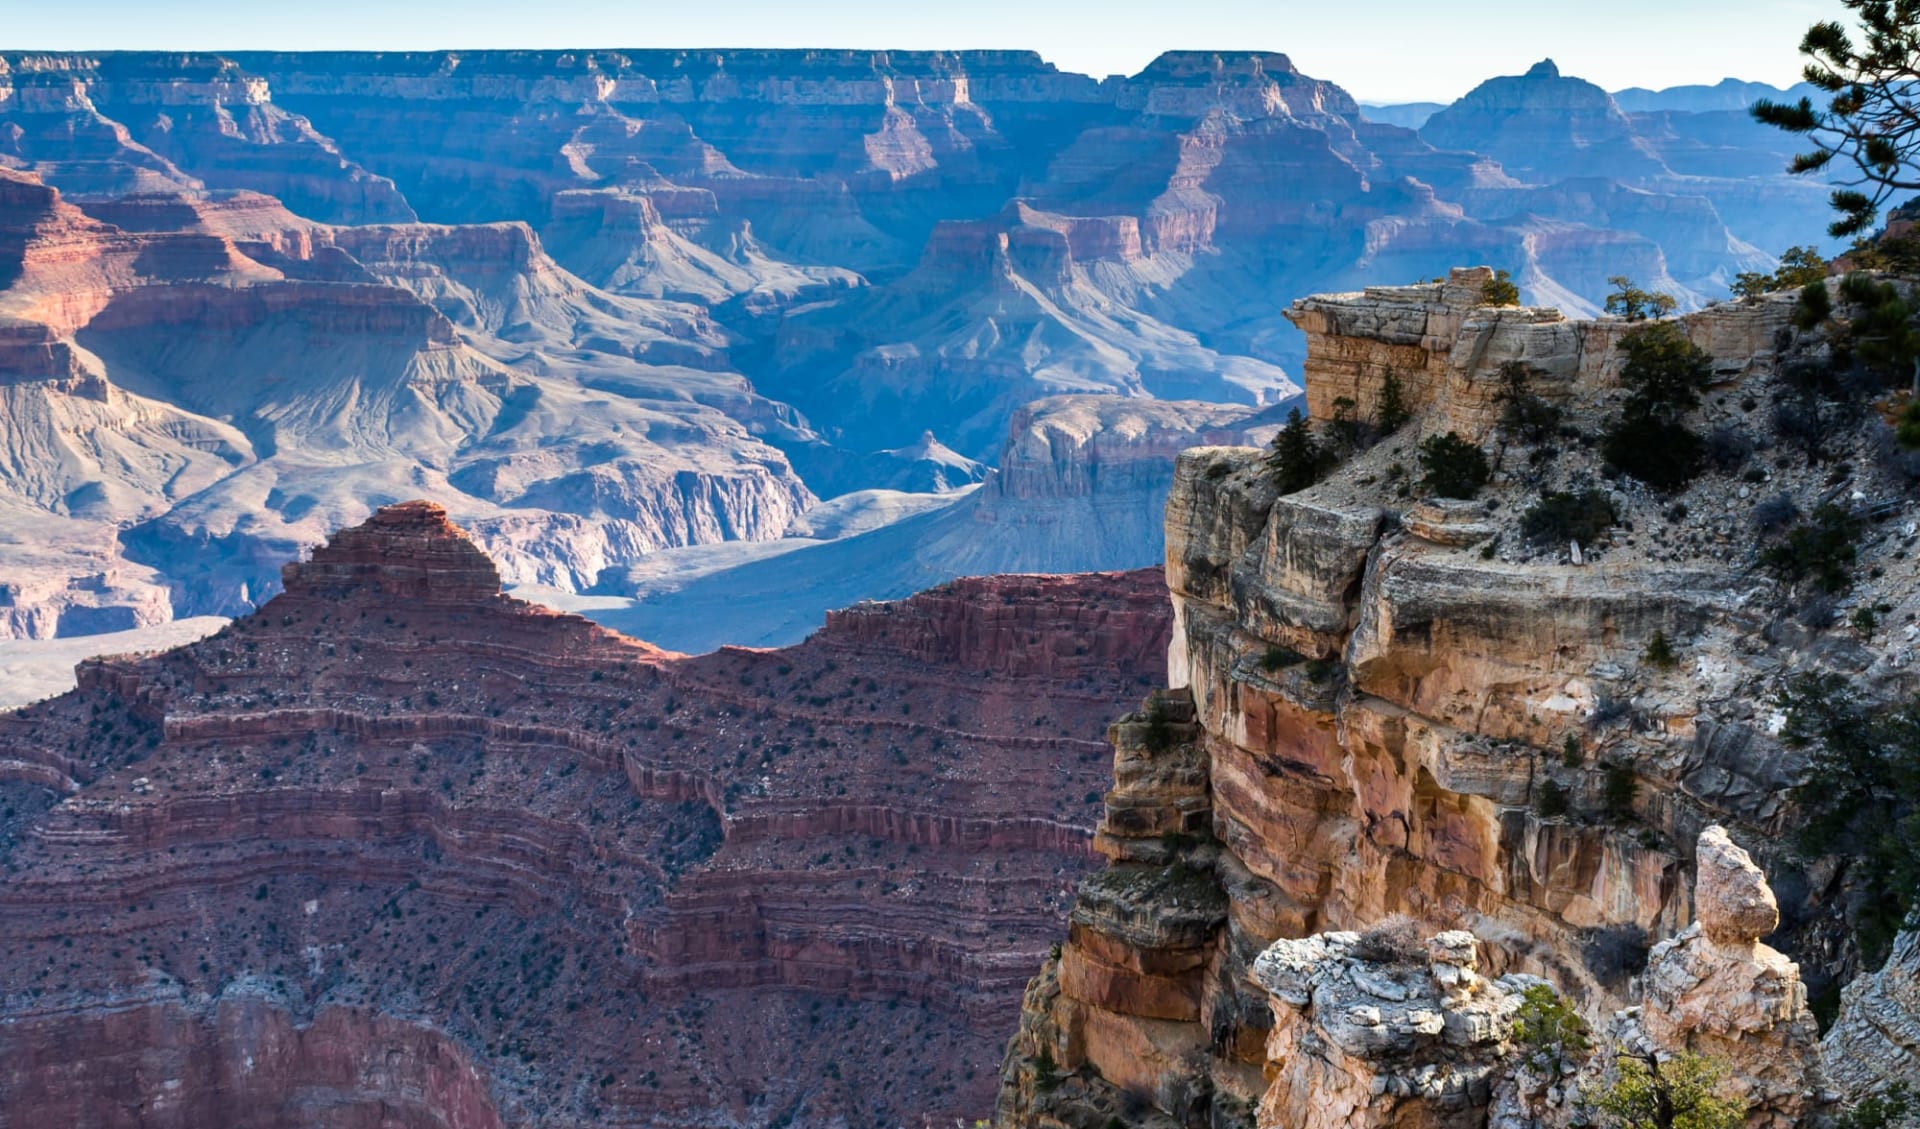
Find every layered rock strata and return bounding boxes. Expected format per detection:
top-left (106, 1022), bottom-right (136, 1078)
top-left (997, 269), bottom-right (1920, 1128)
top-left (0, 501), bottom-right (1172, 1127)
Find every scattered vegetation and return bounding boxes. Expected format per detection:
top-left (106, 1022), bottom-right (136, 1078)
top-left (1521, 487), bottom-right (1618, 547)
top-left (1781, 674), bottom-right (1920, 963)
top-left (1352, 915), bottom-right (1427, 967)
top-left (1604, 276), bottom-right (1678, 321)
top-left (1482, 268), bottom-right (1521, 306)
top-left (1418, 432), bottom-right (1491, 499)
top-left (1759, 503), bottom-right (1863, 594)
top-left (1730, 246), bottom-right (1829, 298)
top-left (1834, 1083), bottom-right (1914, 1129)
top-left (1511, 984), bottom-right (1591, 1075)
top-left (1585, 1049), bottom-right (1747, 1129)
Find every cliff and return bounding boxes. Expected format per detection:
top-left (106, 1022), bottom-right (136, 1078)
top-left (0, 501), bottom-right (1172, 1126)
top-left (995, 268), bottom-right (1920, 1128)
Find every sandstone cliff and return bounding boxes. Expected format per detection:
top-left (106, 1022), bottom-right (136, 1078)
top-left (995, 268), bottom-right (1920, 1129)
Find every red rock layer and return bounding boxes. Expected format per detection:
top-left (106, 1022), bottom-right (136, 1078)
top-left (0, 502), bottom-right (1171, 1128)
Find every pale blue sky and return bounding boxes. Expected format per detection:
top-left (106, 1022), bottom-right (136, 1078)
top-left (5, 0), bottom-right (1835, 103)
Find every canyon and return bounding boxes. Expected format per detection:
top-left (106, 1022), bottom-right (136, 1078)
top-left (0, 500), bottom-right (1172, 1126)
top-left (1, 48), bottom-right (1840, 653)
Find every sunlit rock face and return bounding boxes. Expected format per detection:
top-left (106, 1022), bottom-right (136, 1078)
top-left (995, 269), bottom-right (1919, 1129)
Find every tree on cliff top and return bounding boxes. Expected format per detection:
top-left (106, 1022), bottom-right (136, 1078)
top-left (1755, 0), bottom-right (1920, 236)
top-left (1268, 409), bottom-right (1332, 494)
top-left (1605, 277), bottom-right (1678, 321)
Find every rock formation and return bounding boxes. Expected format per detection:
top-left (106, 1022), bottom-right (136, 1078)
top-left (0, 48), bottom-right (1848, 648)
top-left (1250, 929), bottom-right (1532, 1129)
top-left (0, 501), bottom-right (1173, 1126)
top-left (1634, 827), bottom-right (1823, 1126)
top-left (996, 268), bottom-right (1920, 1128)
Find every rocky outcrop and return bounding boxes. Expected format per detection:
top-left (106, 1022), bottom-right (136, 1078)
top-left (998, 268), bottom-right (1920, 1128)
top-left (1821, 932), bottom-right (1920, 1105)
top-left (0, 503), bottom-right (1173, 1126)
top-left (1251, 929), bottom-right (1531, 1129)
top-left (1635, 827), bottom-right (1824, 1127)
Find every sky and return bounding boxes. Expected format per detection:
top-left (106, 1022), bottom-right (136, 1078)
top-left (5, 0), bottom-right (1836, 104)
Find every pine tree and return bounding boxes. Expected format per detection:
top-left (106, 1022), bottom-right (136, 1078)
top-left (1268, 408), bottom-right (1325, 494)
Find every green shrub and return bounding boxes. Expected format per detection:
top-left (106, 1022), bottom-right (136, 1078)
top-left (1760, 503), bottom-right (1862, 594)
top-left (1536, 779), bottom-right (1571, 818)
top-left (1618, 321), bottom-right (1714, 415)
top-left (1033, 1045), bottom-right (1061, 1093)
top-left (1781, 674), bottom-right (1920, 964)
top-left (1644, 630), bottom-right (1678, 670)
top-left (1483, 268), bottom-right (1521, 306)
top-left (1522, 488), bottom-right (1618, 546)
top-left (1496, 361), bottom-right (1563, 443)
top-left (1377, 370), bottom-right (1411, 434)
top-left (1562, 734), bottom-right (1584, 767)
top-left (1511, 983), bottom-right (1590, 1073)
top-left (1602, 763), bottom-right (1639, 822)
top-left (1585, 1049), bottom-right (1746, 1129)
top-left (1834, 1082), bottom-right (1913, 1129)
top-left (1602, 413), bottom-right (1705, 492)
top-left (1897, 400), bottom-right (1920, 450)
top-left (1418, 432), bottom-right (1491, 499)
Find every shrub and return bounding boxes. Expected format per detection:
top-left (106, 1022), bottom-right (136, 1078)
top-left (1418, 432), bottom-right (1491, 499)
top-left (1033, 1045), bottom-right (1061, 1093)
top-left (1781, 674), bottom-right (1920, 964)
top-left (1760, 503), bottom-right (1862, 593)
top-left (1496, 361), bottom-right (1563, 443)
top-left (1586, 1049), bottom-right (1747, 1129)
top-left (1483, 268), bottom-right (1521, 306)
top-left (1582, 924), bottom-right (1651, 985)
top-left (1268, 408), bottom-right (1332, 494)
top-left (1703, 425), bottom-right (1754, 471)
top-left (1511, 984), bottom-right (1591, 1074)
top-left (1752, 492), bottom-right (1800, 535)
top-left (1618, 322), bottom-right (1714, 416)
top-left (1536, 779), bottom-right (1571, 818)
top-left (1899, 400), bottom-right (1920, 450)
top-left (1353, 915), bottom-right (1427, 967)
top-left (1834, 1083), bottom-right (1914, 1129)
top-left (1604, 276), bottom-right (1678, 321)
top-left (1522, 488), bottom-right (1618, 546)
top-left (1602, 413), bottom-right (1706, 492)
top-left (1602, 763), bottom-right (1639, 821)
top-left (1644, 630), bottom-right (1678, 670)
top-left (1377, 370), bottom-right (1411, 434)
top-left (1327, 396), bottom-right (1374, 454)
top-left (1792, 279), bottom-right (1833, 330)
top-left (1563, 734), bottom-right (1584, 766)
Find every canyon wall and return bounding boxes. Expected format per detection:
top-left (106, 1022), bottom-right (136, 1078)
top-left (0, 501), bottom-right (1172, 1126)
top-left (996, 269), bottom-right (1920, 1128)
top-left (2, 48), bottom-right (1840, 647)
